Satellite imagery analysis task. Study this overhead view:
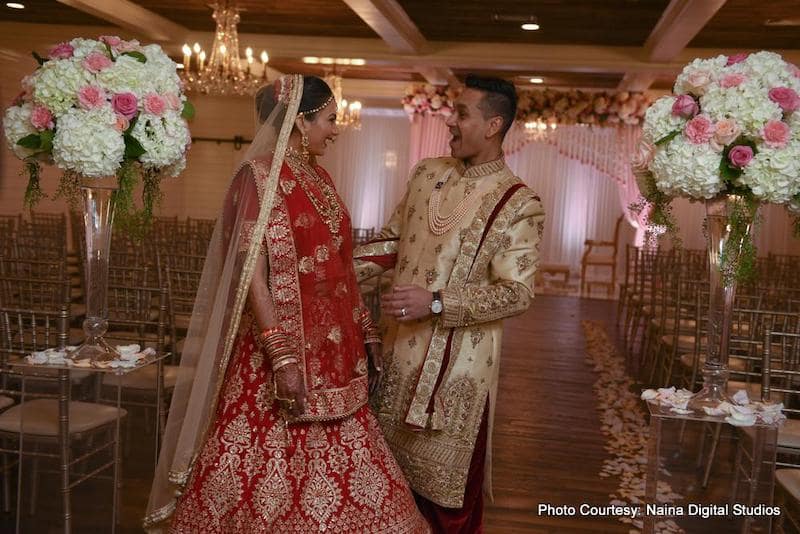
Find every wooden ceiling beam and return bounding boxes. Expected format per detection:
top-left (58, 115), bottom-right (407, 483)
top-left (340, 0), bottom-right (456, 86)
top-left (55, 0), bottom-right (189, 43)
top-left (618, 0), bottom-right (728, 90)
top-left (340, 0), bottom-right (425, 54)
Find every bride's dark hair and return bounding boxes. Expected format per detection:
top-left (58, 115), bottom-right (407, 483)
top-left (255, 75), bottom-right (333, 125)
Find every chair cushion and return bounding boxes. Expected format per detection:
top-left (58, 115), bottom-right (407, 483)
top-left (0, 399), bottom-right (126, 437)
top-left (777, 469), bottom-right (800, 501)
top-left (661, 334), bottom-right (700, 351)
top-left (102, 365), bottom-right (178, 390)
top-left (0, 396), bottom-right (13, 411)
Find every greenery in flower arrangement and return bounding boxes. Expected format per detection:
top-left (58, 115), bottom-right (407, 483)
top-left (632, 51), bottom-right (800, 283)
top-left (3, 36), bottom-right (193, 235)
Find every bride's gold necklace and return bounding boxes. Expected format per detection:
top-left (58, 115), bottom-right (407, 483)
top-left (428, 168), bottom-right (491, 236)
top-left (285, 148), bottom-right (342, 236)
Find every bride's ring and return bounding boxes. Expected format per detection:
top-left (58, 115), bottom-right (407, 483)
top-left (400, 307), bottom-right (406, 317)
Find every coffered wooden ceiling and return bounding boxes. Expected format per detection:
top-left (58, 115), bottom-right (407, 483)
top-left (1, 0), bottom-right (799, 93)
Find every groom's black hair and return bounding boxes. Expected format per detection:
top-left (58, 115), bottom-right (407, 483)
top-left (465, 74), bottom-right (518, 137)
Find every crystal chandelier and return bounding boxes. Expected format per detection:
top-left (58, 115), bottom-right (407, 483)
top-left (324, 74), bottom-right (362, 130)
top-left (180, 1), bottom-right (268, 96)
top-left (522, 118), bottom-right (557, 141)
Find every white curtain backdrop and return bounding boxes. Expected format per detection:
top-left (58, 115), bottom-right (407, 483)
top-left (320, 109), bottom-right (799, 273)
top-left (320, 109), bottom-right (410, 231)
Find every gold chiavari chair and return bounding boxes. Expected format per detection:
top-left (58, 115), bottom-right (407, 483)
top-left (0, 304), bottom-right (126, 520)
top-left (352, 227), bottom-right (375, 247)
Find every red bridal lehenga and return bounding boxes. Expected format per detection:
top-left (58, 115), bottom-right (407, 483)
top-left (168, 156), bottom-right (429, 533)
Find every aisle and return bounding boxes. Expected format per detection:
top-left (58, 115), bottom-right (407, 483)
top-left (485, 295), bottom-right (628, 533)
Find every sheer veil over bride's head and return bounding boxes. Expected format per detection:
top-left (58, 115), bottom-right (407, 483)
top-left (144, 75), bottom-right (303, 531)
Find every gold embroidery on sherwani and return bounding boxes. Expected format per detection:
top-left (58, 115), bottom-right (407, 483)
top-left (364, 156), bottom-right (545, 509)
top-left (403, 176), bottom-right (518, 430)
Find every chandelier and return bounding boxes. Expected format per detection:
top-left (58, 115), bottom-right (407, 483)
top-left (522, 118), bottom-right (557, 141)
top-left (324, 74), bottom-right (362, 130)
top-left (180, 1), bottom-right (268, 96)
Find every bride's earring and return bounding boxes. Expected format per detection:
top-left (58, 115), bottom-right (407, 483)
top-left (300, 133), bottom-right (310, 160)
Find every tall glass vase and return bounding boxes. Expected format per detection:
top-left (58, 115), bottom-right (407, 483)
top-left (68, 178), bottom-right (121, 363)
top-left (689, 195), bottom-right (756, 411)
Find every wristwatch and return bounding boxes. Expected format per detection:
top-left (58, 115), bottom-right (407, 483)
top-left (430, 291), bottom-right (443, 315)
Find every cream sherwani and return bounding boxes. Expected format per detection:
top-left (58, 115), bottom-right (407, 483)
top-left (353, 156), bottom-right (545, 508)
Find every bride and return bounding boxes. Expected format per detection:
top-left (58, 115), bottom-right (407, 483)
top-left (145, 74), bottom-right (428, 533)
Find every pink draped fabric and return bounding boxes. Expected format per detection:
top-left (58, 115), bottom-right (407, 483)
top-left (504, 124), bottom-right (648, 246)
top-left (407, 114), bottom-right (450, 168)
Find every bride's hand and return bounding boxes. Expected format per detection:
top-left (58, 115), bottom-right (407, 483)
top-left (274, 363), bottom-right (307, 417)
top-left (365, 342), bottom-right (383, 395)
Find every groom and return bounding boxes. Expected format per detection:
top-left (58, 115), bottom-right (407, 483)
top-left (354, 75), bottom-right (545, 532)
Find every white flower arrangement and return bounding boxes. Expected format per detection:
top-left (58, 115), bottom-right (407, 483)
top-left (3, 35), bottom-right (193, 226)
top-left (633, 51), bottom-right (800, 280)
top-left (636, 51), bottom-right (800, 204)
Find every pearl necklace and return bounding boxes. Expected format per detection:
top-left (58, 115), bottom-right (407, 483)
top-left (427, 168), bottom-right (491, 236)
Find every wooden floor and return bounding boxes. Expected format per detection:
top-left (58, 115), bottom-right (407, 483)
top-left (2, 295), bottom-right (631, 533)
top-left (485, 294), bottom-right (628, 533)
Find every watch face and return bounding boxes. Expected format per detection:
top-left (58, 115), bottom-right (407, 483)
top-left (431, 300), bottom-right (443, 314)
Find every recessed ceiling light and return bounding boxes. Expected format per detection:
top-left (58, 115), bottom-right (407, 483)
top-left (302, 56), bottom-right (320, 64)
top-left (319, 57), bottom-right (334, 65)
top-left (521, 23), bottom-right (540, 31)
top-left (530, 77), bottom-right (544, 84)
top-left (6, 2), bottom-right (25, 8)
top-left (350, 58), bottom-right (366, 66)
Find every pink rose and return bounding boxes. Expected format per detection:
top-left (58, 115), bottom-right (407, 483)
top-left (711, 118), bottom-right (741, 151)
top-left (77, 85), bottom-right (106, 110)
top-left (761, 120), bottom-right (791, 148)
top-left (30, 105), bottom-right (54, 130)
top-left (768, 87), bottom-right (800, 112)
top-left (726, 53), bottom-right (749, 66)
top-left (631, 140), bottom-right (655, 171)
top-left (143, 93), bottom-right (167, 116)
top-left (99, 35), bottom-right (122, 48)
top-left (114, 114), bottom-right (130, 132)
top-left (164, 92), bottom-right (181, 110)
top-left (685, 70), bottom-right (712, 95)
top-left (83, 52), bottom-right (113, 73)
top-left (720, 73), bottom-right (747, 89)
top-left (115, 39), bottom-right (140, 53)
top-left (684, 114), bottom-right (715, 144)
top-left (111, 92), bottom-right (138, 119)
top-left (728, 145), bottom-right (754, 168)
top-left (48, 42), bottom-right (74, 60)
top-left (671, 94), bottom-right (699, 118)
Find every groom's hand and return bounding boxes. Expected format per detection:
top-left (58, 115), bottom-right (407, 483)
top-left (381, 285), bottom-right (433, 323)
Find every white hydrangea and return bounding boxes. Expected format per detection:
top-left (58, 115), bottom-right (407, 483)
top-left (32, 59), bottom-right (89, 115)
top-left (69, 37), bottom-right (105, 59)
top-left (140, 45), bottom-right (182, 95)
top-left (3, 103), bottom-right (36, 159)
top-left (130, 110), bottom-right (190, 169)
top-left (673, 55), bottom-right (727, 96)
top-left (742, 51), bottom-right (799, 90)
top-left (650, 136), bottom-right (723, 199)
top-left (96, 54), bottom-right (153, 97)
top-left (739, 141), bottom-right (800, 203)
top-left (641, 96), bottom-right (684, 144)
top-left (164, 155), bottom-right (187, 178)
top-left (700, 80), bottom-right (782, 138)
top-left (787, 112), bottom-right (800, 142)
top-left (52, 106), bottom-right (124, 177)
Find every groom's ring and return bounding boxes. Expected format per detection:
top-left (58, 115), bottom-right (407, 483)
top-left (400, 307), bottom-right (406, 317)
